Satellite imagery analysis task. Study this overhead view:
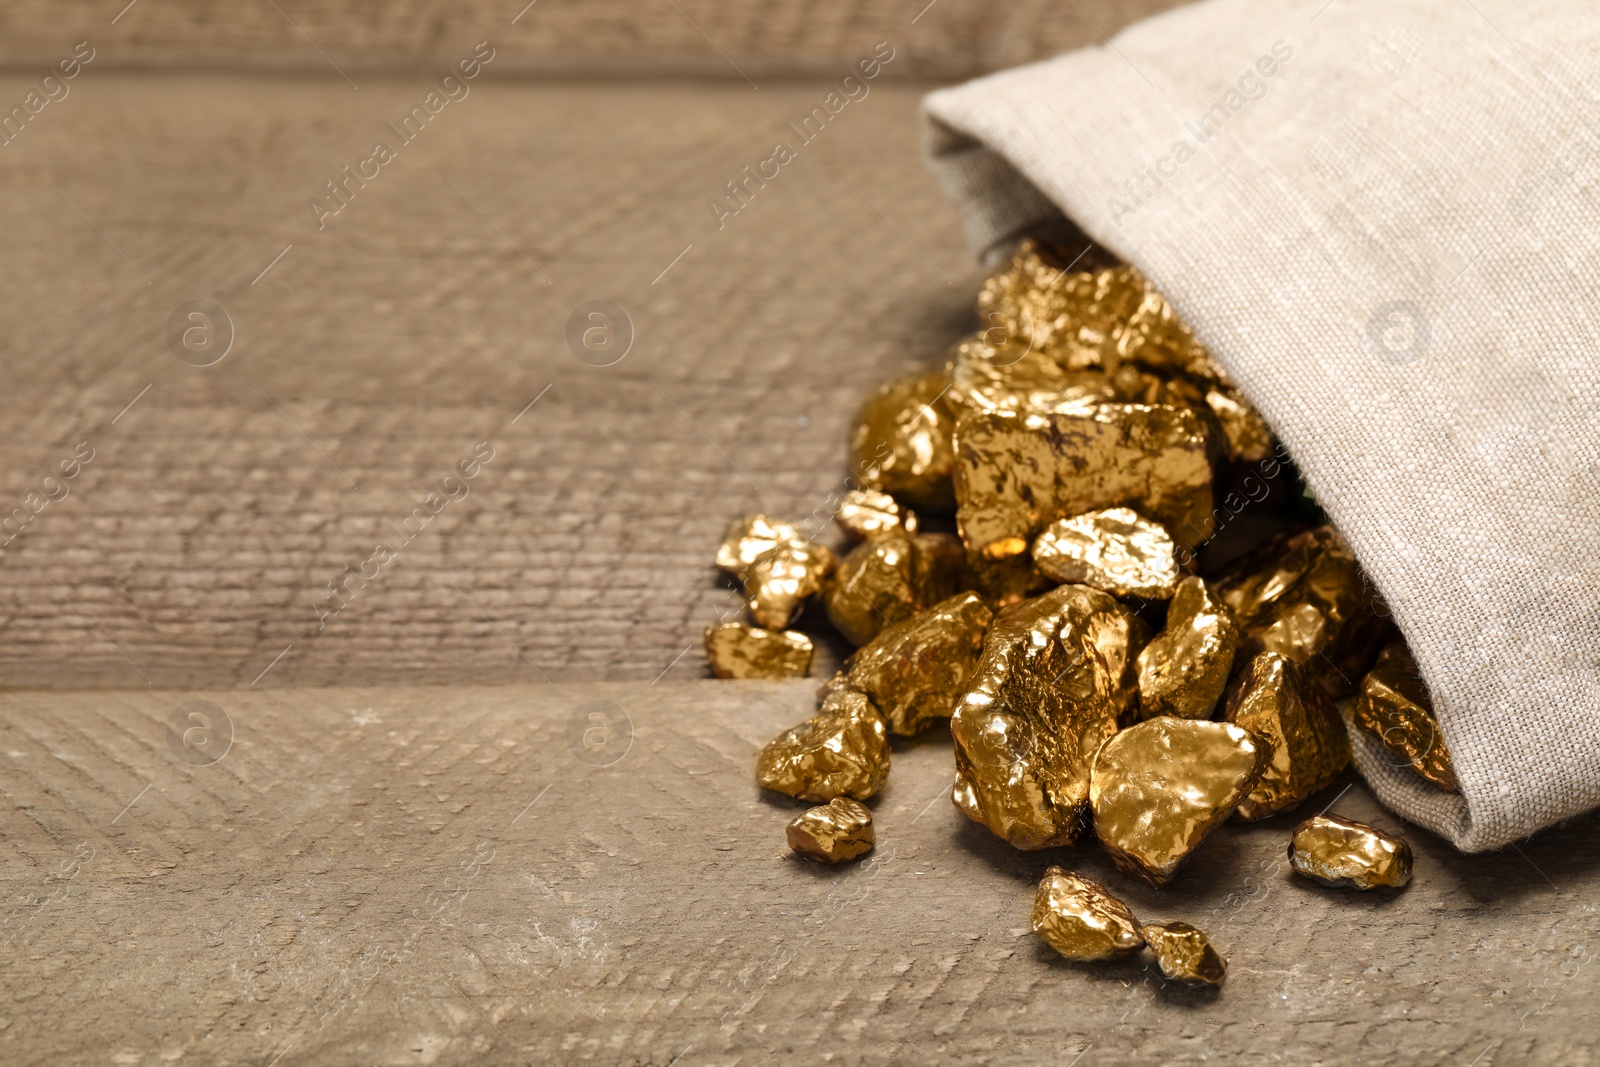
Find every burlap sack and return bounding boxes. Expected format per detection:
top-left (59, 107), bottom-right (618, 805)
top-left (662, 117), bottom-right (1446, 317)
top-left (922, 0), bottom-right (1600, 851)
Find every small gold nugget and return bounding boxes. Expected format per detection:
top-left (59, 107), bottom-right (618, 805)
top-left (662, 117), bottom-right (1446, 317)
top-left (715, 514), bottom-right (803, 574)
top-left (954, 404), bottom-right (1218, 560)
top-left (824, 531), bottom-right (963, 646)
top-left (1288, 813), bottom-right (1413, 891)
top-left (1223, 652), bottom-right (1351, 820)
top-left (950, 585), bottom-right (1133, 850)
top-left (1214, 525), bottom-right (1388, 699)
top-left (1031, 507), bottom-right (1180, 599)
top-left (1204, 387), bottom-right (1274, 464)
top-left (1136, 576), bottom-right (1238, 721)
top-left (1353, 641), bottom-right (1458, 793)
top-left (836, 488), bottom-right (916, 540)
top-left (1031, 867), bottom-right (1144, 962)
top-left (744, 541), bottom-right (836, 630)
top-left (756, 687), bottom-right (890, 802)
top-left (850, 369), bottom-right (958, 511)
top-left (704, 622), bottom-right (813, 680)
top-left (1089, 717), bottom-right (1268, 885)
top-left (787, 797), bottom-right (875, 864)
top-left (845, 591), bottom-right (994, 735)
top-left (1141, 922), bottom-right (1227, 988)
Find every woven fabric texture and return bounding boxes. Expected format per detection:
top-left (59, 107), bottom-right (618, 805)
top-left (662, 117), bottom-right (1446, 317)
top-left (922, 0), bottom-right (1600, 850)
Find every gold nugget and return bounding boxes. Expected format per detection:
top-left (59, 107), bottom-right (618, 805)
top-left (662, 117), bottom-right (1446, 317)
top-left (1141, 922), bottom-right (1227, 988)
top-left (1352, 640), bottom-right (1458, 793)
top-left (836, 488), bottom-right (916, 540)
top-left (954, 404), bottom-right (1218, 559)
top-left (756, 687), bottom-right (890, 802)
top-left (1089, 717), bottom-right (1268, 885)
top-left (1031, 867), bottom-right (1144, 961)
top-left (949, 584), bottom-right (1133, 850)
top-left (946, 333), bottom-right (1114, 416)
top-left (704, 622), bottom-right (813, 680)
top-left (744, 541), bottom-right (835, 630)
top-left (787, 797), bottom-right (875, 864)
top-left (1136, 576), bottom-right (1238, 721)
top-left (1214, 525), bottom-right (1388, 698)
top-left (1223, 652), bottom-right (1351, 820)
top-left (1288, 813), bottom-right (1413, 891)
top-left (1204, 388), bottom-right (1274, 464)
top-left (715, 514), bottom-right (803, 574)
top-left (845, 592), bottom-right (993, 735)
top-left (1031, 507), bottom-right (1180, 599)
top-left (850, 369), bottom-right (959, 511)
top-left (824, 531), bottom-right (963, 646)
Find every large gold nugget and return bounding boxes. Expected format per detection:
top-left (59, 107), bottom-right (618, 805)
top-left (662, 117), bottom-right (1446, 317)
top-left (787, 797), bottom-right (875, 864)
top-left (845, 592), bottom-right (994, 735)
top-left (704, 622), bottom-right (813, 680)
top-left (824, 532), bottom-right (963, 646)
top-left (744, 541), bottom-right (835, 630)
top-left (949, 584), bottom-right (1130, 850)
top-left (1214, 525), bottom-right (1388, 699)
top-left (1142, 922), bottom-right (1227, 987)
top-left (715, 514), bottom-right (803, 574)
top-left (1223, 652), bottom-right (1350, 820)
top-left (1089, 717), bottom-right (1268, 885)
top-left (1136, 576), bottom-right (1238, 721)
top-left (1030, 867), bottom-right (1144, 962)
top-left (836, 488), bottom-right (916, 540)
top-left (850, 369), bottom-right (958, 511)
top-left (756, 688), bottom-right (890, 802)
top-left (1288, 813), bottom-right (1413, 891)
top-left (954, 404), bottom-right (1218, 558)
top-left (1032, 507), bottom-right (1180, 599)
top-left (1353, 641), bottom-right (1459, 793)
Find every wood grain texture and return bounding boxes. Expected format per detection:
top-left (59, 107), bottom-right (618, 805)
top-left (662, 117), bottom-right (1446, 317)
top-left (0, 0), bottom-right (1190, 81)
top-left (0, 73), bottom-right (994, 688)
top-left (2, 682), bottom-right (1597, 1065)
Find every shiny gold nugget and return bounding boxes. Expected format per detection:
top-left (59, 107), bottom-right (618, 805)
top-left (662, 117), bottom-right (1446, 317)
top-left (1136, 576), bottom-right (1237, 721)
top-left (824, 531), bottom-right (963, 646)
top-left (1032, 507), bottom-right (1180, 599)
top-left (845, 591), bottom-right (993, 735)
top-left (950, 584), bottom-right (1133, 850)
top-left (756, 687), bottom-right (889, 802)
top-left (1224, 652), bottom-right (1350, 820)
top-left (850, 369), bottom-right (958, 511)
top-left (744, 540), bottom-right (835, 630)
top-left (1353, 640), bottom-right (1458, 793)
top-left (1031, 867), bottom-right (1144, 962)
top-left (836, 488), bottom-right (916, 540)
top-left (1215, 525), bottom-right (1388, 699)
top-left (1288, 813), bottom-right (1413, 891)
top-left (1142, 922), bottom-right (1227, 988)
top-left (954, 404), bottom-right (1218, 559)
top-left (946, 333), bottom-right (1113, 417)
top-left (1089, 717), bottom-right (1268, 885)
top-left (787, 797), bottom-right (875, 864)
top-left (704, 622), bottom-right (813, 680)
top-left (1205, 387), bottom-right (1274, 464)
top-left (715, 514), bottom-right (803, 574)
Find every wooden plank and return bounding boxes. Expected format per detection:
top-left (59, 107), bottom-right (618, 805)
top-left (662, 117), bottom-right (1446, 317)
top-left (1, 682), bottom-right (1596, 1064)
top-left (0, 73), bottom-right (986, 688)
top-left (0, 1), bottom-right (1190, 81)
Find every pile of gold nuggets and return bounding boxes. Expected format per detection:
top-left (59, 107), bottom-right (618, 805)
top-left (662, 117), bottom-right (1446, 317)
top-left (707, 241), bottom-right (1453, 987)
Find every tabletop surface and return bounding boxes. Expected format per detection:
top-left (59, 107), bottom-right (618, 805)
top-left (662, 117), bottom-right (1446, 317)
top-left (4, 682), bottom-right (1598, 1066)
top-left (1, 65), bottom-right (1597, 1067)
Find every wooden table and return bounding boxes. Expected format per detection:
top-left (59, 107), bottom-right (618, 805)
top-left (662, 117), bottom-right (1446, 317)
top-left (2, 66), bottom-right (1598, 1066)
